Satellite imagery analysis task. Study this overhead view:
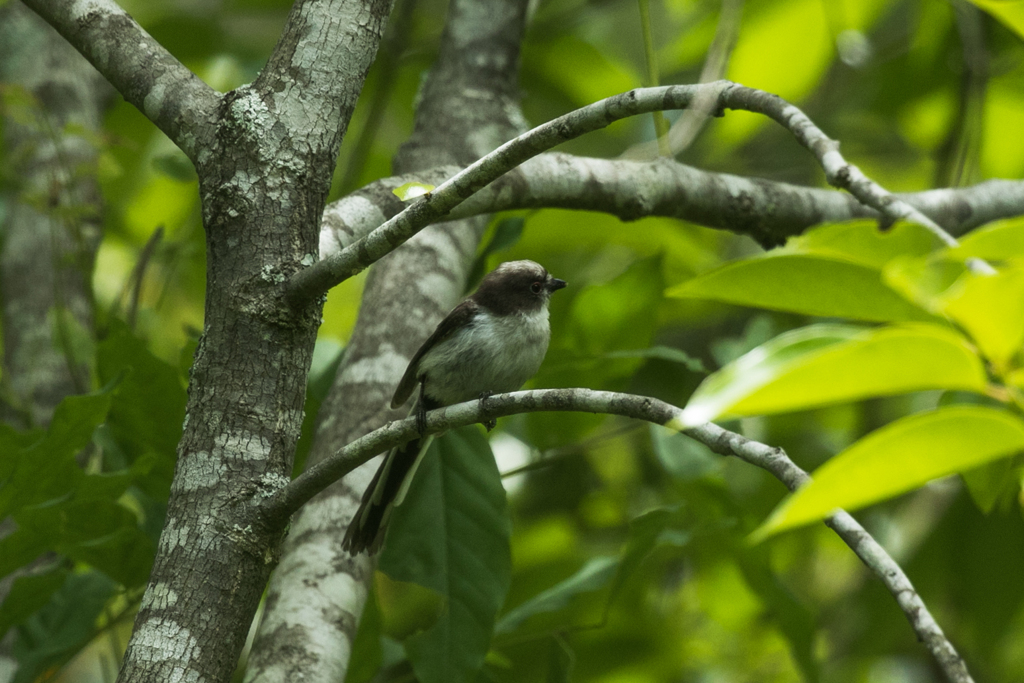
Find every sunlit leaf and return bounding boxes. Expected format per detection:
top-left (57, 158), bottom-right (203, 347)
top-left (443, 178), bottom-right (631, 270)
top-left (951, 216), bottom-right (1024, 261)
top-left (784, 220), bottom-right (940, 268)
top-left (380, 428), bottom-right (511, 683)
top-left (668, 254), bottom-right (934, 322)
top-left (940, 264), bottom-right (1024, 366)
top-left (967, 0), bottom-right (1024, 40)
top-left (680, 323), bottom-right (986, 426)
top-left (392, 182), bottom-right (435, 201)
top-left (754, 406), bottom-right (1024, 539)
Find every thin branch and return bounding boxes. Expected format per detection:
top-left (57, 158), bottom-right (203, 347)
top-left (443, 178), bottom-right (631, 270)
top-left (20, 0), bottom-right (220, 162)
top-left (260, 387), bottom-right (974, 683)
top-left (288, 81), bottom-right (980, 306)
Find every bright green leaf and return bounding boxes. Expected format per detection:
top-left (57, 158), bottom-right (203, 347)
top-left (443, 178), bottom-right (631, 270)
top-left (784, 220), bottom-right (941, 268)
top-left (755, 406), bottom-right (1024, 539)
top-left (668, 254), bottom-right (934, 322)
top-left (392, 182), bottom-right (435, 201)
top-left (681, 323), bottom-right (986, 426)
top-left (968, 0), bottom-right (1024, 40)
top-left (940, 264), bottom-right (1024, 366)
top-left (951, 216), bottom-right (1024, 261)
top-left (380, 428), bottom-right (511, 683)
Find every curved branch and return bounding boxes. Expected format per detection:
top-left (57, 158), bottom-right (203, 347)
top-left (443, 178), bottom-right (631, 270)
top-left (20, 0), bottom-right (219, 161)
top-left (260, 387), bottom-right (973, 683)
top-left (318, 157), bottom-right (1024, 257)
top-left (289, 81), bottom-right (985, 305)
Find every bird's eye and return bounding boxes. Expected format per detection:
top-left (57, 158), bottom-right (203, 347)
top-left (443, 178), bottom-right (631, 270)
top-left (530, 281), bottom-right (542, 294)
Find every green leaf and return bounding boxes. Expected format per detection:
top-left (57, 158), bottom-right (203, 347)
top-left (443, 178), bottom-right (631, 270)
top-left (667, 254), bottom-right (934, 322)
top-left (785, 220), bottom-right (941, 268)
top-left (940, 264), bottom-right (1024, 366)
top-left (754, 406), bottom-right (1024, 539)
top-left (950, 216), bottom-right (1024, 261)
top-left (10, 571), bottom-right (116, 683)
top-left (680, 323), bottom-right (987, 427)
top-left (97, 319), bottom-right (185, 500)
top-left (392, 182), bottom-right (435, 201)
top-left (967, 0), bottom-right (1024, 40)
top-left (151, 151), bottom-right (197, 182)
top-left (468, 217), bottom-right (527, 288)
top-left (603, 346), bottom-right (707, 373)
top-left (495, 556), bottom-right (618, 635)
top-left (0, 391), bottom-right (114, 519)
top-left (0, 567), bottom-right (69, 640)
top-left (380, 427), bottom-right (511, 683)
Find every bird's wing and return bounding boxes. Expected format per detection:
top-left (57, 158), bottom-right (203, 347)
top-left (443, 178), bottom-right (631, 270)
top-left (390, 299), bottom-right (479, 408)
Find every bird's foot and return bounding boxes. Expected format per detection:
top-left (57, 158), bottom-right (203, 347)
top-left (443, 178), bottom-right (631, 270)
top-left (478, 391), bottom-right (497, 431)
top-left (416, 402), bottom-right (428, 436)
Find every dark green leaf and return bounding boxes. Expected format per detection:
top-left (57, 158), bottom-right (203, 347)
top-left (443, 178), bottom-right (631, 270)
top-left (0, 566), bottom-right (69, 640)
top-left (11, 571), bottom-right (116, 683)
top-left (380, 427), bottom-right (511, 683)
top-left (495, 556), bottom-right (618, 635)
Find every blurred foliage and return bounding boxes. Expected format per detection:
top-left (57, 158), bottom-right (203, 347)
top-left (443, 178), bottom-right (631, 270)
top-left (2, 0), bottom-right (1024, 681)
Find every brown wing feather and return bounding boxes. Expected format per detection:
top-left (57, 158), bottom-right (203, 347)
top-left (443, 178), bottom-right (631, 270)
top-left (390, 299), bottom-right (479, 408)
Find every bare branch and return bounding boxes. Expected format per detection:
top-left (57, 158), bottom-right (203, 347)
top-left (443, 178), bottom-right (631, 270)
top-left (261, 387), bottom-right (974, 683)
top-left (319, 156), bottom-right (1024, 257)
top-left (19, 0), bottom-right (219, 161)
top-left (288, 82), bottom-right (992, 306)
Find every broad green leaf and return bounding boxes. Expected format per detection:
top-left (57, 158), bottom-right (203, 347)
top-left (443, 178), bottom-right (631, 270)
top-left (680, 323), bottom-right (986, 426)
top-left (380, 428), bottom-right (511, 683)
top-left (668, 254), bottom-right (933, 322)
top-left (951, 216), bottom-right (1024, 261)
top-left (10, 571), bottom-right (116, 683)
top-left (98, 319), bottom-right (185, 500)
top-left (0, 391), bottom-right (113, 519)
top-left (755, 406), bottom-right (1024, 539)
top-left (495, 556), bottom-right (618, 635)
top-left (968, 0), bottom-right (1024, 40)
top-left (0, 567), bottom-right (69, 640)
top-left (392, 182), bottom-right (435, 201)
top-left (940, 265), bottom-right (1024, 366)
top-left (784, 220), bottom-right (940, 268)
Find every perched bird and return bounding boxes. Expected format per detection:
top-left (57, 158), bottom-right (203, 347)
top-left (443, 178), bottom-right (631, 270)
top-left (342, 260), bottom-right (567, 555)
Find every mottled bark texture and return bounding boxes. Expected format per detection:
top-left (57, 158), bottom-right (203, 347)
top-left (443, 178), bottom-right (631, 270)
top-left (8, 0), bottom-right (397, 681)
top-left (245, 1), bottom-right (531, 681)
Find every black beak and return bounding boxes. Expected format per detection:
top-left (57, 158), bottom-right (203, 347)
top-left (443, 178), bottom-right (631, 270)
top-left (548, 277), bottom-right (567, 292)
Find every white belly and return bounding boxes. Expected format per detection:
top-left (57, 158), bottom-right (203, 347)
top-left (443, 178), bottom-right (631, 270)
top-left (416, 308), bottom-right (550, 406)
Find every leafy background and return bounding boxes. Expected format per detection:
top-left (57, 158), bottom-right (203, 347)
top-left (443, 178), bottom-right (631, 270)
top-left (2, 0), bottom-right (1024, 681)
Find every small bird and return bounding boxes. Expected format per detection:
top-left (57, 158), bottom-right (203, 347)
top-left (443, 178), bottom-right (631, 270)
top-left (342, 260), bottom-right (567, 555)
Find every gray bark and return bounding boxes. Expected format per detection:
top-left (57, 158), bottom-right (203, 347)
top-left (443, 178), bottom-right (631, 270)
top-left (245, 0), bottom-right (531, 680)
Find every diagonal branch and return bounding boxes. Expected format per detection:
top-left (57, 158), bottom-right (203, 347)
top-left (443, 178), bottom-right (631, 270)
top-left (287, 81), bottom-right (980, 306)
top-left (260, 387), bottom-right (974, 683)
top-left (19, 0), bottom-right (220, 162)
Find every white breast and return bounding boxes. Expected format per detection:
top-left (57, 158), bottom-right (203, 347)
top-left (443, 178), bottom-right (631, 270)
top-left (416, 307), bottom-right (551, 406)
